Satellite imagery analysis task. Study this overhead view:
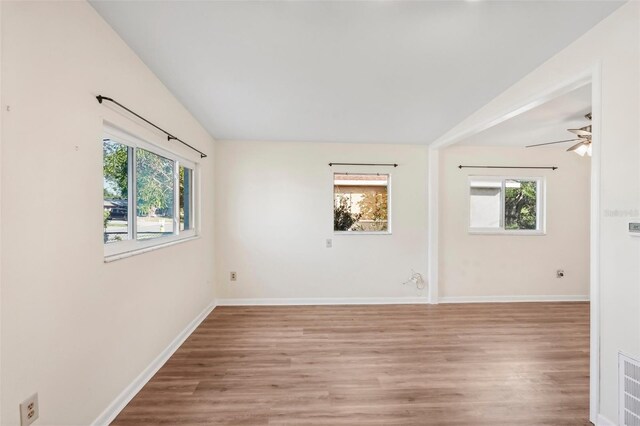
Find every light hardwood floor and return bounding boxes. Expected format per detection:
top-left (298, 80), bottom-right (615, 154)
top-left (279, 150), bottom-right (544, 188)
top-left (113, 303), bottom-right (590, 425)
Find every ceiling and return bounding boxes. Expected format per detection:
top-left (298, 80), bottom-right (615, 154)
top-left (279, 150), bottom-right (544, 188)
top-left (460, 84), bottom-right (592, 148)
top-left (90, 1), bottom-right (621, 144)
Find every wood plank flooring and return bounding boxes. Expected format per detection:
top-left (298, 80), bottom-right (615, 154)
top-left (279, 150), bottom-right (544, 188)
top-left (112, 303), bottom-right (590, 425)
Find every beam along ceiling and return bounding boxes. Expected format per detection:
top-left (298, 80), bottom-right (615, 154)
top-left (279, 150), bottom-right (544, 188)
top-left (90, 1), bottom-right (622, 144)
top-left (460, 84), bottom-right (592, 149)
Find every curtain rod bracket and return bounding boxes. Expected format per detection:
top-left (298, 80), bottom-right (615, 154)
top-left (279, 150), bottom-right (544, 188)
top-left (96, 94), bottom-right (207, 159)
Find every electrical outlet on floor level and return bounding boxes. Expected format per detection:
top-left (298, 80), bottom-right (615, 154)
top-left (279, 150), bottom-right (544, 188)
top-left (557, 269), bottom-right (565, 278)
top-left (230, 272), bottom-right (237, 281)
top-left (20, 393), bottom-right (39, 426)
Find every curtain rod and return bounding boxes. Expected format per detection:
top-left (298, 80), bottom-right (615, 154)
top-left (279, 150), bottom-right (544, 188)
top-left (96, 95), bottom-right (207, 159)
top-left (458, 165), bottom-right (557, 170)
top-left (329, 162), bottom-right (398, 167)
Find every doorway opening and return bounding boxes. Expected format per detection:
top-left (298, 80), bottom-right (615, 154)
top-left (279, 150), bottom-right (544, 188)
top-left (428, 70), bottom-right (600, 423)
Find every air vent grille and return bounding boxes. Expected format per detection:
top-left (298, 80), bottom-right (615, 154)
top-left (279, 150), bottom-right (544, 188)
top-left (621, 353), bottom-right (640, 426)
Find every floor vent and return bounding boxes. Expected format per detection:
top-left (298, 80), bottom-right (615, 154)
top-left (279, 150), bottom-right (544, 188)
top-left (621, 353), bottom-right (640, 426)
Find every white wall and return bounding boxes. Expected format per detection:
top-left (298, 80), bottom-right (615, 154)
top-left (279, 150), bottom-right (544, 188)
top-left (1, 2), bottom-right (215, 425)
top-left (433, 2), bottom-right (640, 422)
top-left (215, 140), bottom-right (428, 302)
top-left (439, 145), bottom-right (590, 300)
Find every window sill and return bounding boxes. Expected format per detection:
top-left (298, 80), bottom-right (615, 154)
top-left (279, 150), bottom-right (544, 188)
top-left (334, 231), bottom-right (392, 236)
top-left (468, 230), bottom-right (546, 236)
top-left (104, 235), bottom-right (200, 263)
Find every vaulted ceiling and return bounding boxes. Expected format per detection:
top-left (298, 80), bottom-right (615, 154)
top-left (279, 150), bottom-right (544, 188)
top-left (91, 1), bottom-right (623, 144)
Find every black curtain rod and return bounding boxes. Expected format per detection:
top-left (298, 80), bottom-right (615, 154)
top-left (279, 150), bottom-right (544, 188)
top-left (96, 95), bottom-right (207, 159)
top-left (458, 165), bottom-right (557, 170)
top-left (329, 162), bottom-right (398, 167)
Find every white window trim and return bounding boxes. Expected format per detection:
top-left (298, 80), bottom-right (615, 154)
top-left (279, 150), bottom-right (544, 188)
top-left (104, 236), bottom-right (200, 263)
top-left (103, 124), bottom-right (199, 260)
top-left (332, 171), bottom-right (393, 235)
top-left (467, 175), bottom-right (546, 236)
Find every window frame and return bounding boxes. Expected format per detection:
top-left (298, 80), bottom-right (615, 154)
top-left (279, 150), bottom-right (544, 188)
top-left (467, 175), bottom-right (546, 236)
top-left (103, 124), bottom-right (199, 260)
top-left (332, 171), bottom-right (393, 236)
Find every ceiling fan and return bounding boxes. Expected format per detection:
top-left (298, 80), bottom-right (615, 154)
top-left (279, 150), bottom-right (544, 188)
top-left (526, 112), bottom-right (592, 156)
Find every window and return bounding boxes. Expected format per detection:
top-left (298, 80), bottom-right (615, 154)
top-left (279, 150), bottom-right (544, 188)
top-left (179, 165), bottom-right (193, 231)
top-left (136, 148), bottom-right (175, 240)
top-left (469, 176), bottom-right (544, 234)
top-left (103, 139), bottom-right (132, 244)
top-left (103, 125), bottom-right (197, 258)
top-left (333, 173), bottom-right (390, 233)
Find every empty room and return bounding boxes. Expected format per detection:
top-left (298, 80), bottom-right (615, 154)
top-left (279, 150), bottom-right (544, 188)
top-left (1, 1), bottom-right (639, 425)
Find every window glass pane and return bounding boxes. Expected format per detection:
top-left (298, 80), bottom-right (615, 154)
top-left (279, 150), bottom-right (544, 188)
top-left (136, 148), bottom-right (175, 240)
top-left (334, 174), bottom-right (389, 232)
top-left (505, 179), bottom-right (538, 230)
top-left (470, 179), bottom-right (501, 229)
top-left (179, 166), bottom-right (193, 231)
top-left (103, 139), bottom-right (130, 244)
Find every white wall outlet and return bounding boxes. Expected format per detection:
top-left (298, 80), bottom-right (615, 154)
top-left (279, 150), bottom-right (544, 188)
top-left (326, 239), bottom-right (332, 248)
top-left (230, 271), bottom-right (237, 281)
top-left (20, 393), bottom-right (39, 426)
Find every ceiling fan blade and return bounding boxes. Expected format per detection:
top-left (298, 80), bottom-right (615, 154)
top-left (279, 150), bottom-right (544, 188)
top-left (566, 140), bottom-right (588, 152)
top-left (568, 125), bottom-right (592, 137)
top-left (526, 138), bottom-right (581, 148)
top-left (568, 129), bottom-right (592, 137)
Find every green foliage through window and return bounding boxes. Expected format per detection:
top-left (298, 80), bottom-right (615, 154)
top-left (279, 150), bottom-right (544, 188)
top-left (505, 180), bottom-right (537, 230)
top-left (334, 195), bottom-right (361, 231)
top-left (103, 139), bottom-right (128, 199)
top-left (357, 191), bottom-right (388, 231)
top-left (136, 148), bottom-right (174, 218)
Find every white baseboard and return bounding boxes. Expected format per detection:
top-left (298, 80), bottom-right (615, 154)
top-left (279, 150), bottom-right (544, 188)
top-left (92, 302), bottom-right (216, 426)
top-left (597, 413), bottom-right (616, 426)
top-left (215, 297), bottom-right (430, 306)
top-left (215, 295), bottom-right (588, 306)
top-left (438, 295), bottom-right (590, 304)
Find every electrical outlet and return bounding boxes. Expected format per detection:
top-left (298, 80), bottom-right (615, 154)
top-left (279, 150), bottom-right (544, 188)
top-left (20, 393), bottom-right (39, 426)
top-left (557, 269), bottom-right (565, 278)
top-left (326, 239), bottom-right (332, 248)
top-left (230, 272), bottom-right (237, 281)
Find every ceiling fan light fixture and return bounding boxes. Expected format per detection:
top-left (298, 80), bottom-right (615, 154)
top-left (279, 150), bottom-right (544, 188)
top-left (568, 142), bottom-right (589, 157)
